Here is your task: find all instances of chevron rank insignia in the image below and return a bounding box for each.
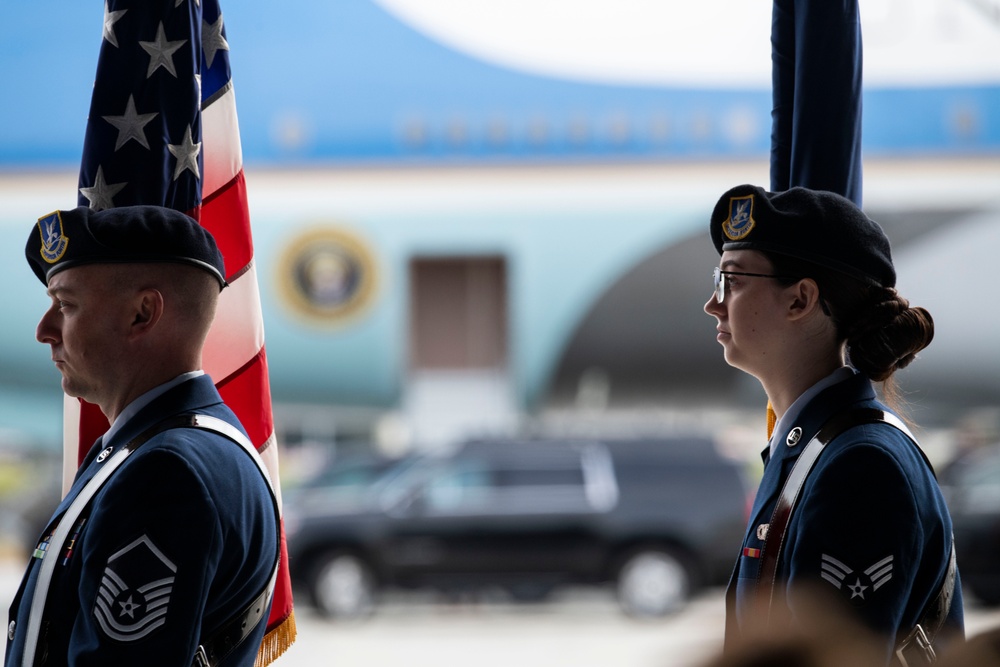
[820,553,894,604]
[93,535,177,642]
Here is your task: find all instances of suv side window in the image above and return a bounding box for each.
[423,463,493,511]
[419,450,598,516]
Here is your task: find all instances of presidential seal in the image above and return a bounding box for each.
[722,194,756,241]
[37,211,70,264]
[278,226,377,324]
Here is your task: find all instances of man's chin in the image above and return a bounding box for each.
[60,380,85,401]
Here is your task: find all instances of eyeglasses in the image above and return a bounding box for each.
[713,267,795,303]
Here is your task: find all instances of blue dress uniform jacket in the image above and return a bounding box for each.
[727,372,963,663]
[5,375,277,667]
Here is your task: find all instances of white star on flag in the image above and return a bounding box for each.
[168,125,202,181]
[79,166,127,211]
[139,21,187,78]
[202,15,229,68]
[102,2,127,47]
[102,95,159,151]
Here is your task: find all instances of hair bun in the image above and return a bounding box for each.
[848,294,934,381]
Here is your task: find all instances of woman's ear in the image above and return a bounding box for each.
[787,278,824,321]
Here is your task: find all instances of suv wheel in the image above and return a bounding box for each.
[310,551,376,619]
[616,548,691,618]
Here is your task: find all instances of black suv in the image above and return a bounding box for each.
[284,435,749,619]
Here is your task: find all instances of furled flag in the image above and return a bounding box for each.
[770,0,864,206]
[70,0,295,662]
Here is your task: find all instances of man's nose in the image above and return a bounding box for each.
[36,307,60,344]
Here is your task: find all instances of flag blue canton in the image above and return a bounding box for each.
[78,0,232,216]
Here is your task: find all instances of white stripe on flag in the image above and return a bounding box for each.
[203,262,266,383]
[258,433,283,511]
[202,84,243,196]
[61,396,83,495]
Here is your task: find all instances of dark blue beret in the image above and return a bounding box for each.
[710,184,895,288]
[26,205,227,288]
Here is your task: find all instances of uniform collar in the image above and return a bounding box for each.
[103,371,206,445]
[765,369,876,468]
[768,367,856,458]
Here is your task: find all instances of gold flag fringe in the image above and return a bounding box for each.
[255,611,297,667]
[766,401,777,441]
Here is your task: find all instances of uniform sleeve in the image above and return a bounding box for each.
[783,438,921,646]
[69,448,222,667]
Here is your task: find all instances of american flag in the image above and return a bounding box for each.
[71,0,295,662]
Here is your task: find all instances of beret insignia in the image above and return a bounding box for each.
[722,195,755,241]
[37,212,70,265]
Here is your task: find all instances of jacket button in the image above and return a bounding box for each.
[7,620,14,641]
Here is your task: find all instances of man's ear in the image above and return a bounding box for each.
[787,278,824,321]
[129,288,164,338]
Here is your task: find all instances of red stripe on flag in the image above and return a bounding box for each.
[270,520,294,630]
[76,400,111,467]
[200,171,254,280]
[215,347,275,450]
